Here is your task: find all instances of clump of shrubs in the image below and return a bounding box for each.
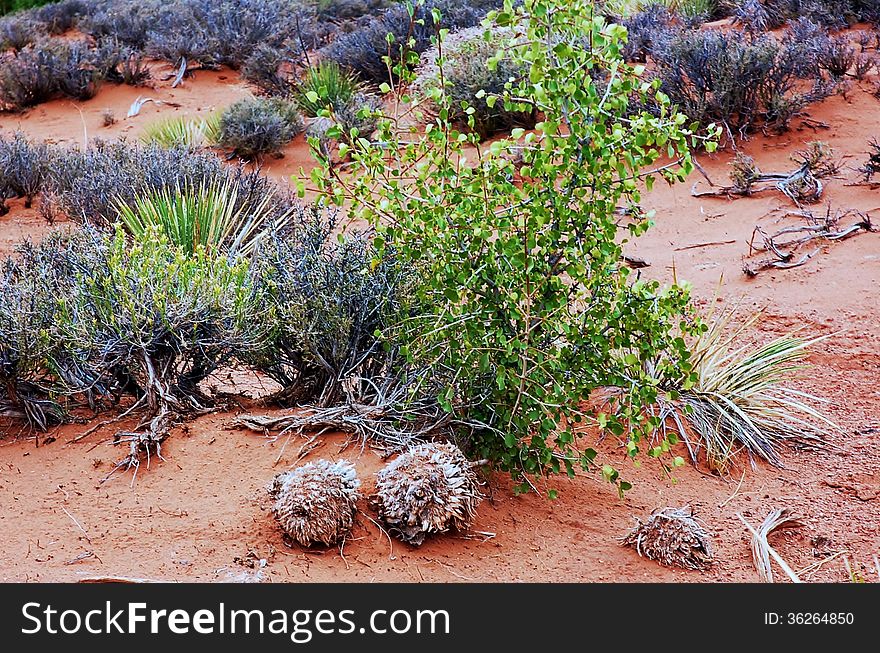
[0,132,47,216]
[650,26,835,138]
[11,137,295,227]
[733,0,874,29]
[0,16,41,50]
[0,137,412,439]
[0,234,77,430]
[816,33,857,79]
[619,4,677,63]
[415,25,536,139]
[0,224,269,434]
[321,0,501,83]
[241,42,296,96]
[216,97,304,159]
[0,38,148,111]
[60,226,268,420]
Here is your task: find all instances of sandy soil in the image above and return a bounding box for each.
[1,67,879,583]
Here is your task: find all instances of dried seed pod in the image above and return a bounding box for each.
[374,442,482,546]
[270,459,360,547]
[621,506,713,570]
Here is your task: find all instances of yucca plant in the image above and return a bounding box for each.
[140,114,220,149]
[646,312,836,472]
[291,61,366,118]
[114,180,293,257]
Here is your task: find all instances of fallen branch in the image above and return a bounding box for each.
[235,400,449,454]
[743,207,875,276]
[77,576,165,583]
[674,239,737,252]
[692,145,840,205]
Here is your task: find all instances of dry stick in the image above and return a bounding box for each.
[843,555,856,581]
[364,514,395,561]
[718,469,747,509]
[64,552,96,566]
[61,506,91,544]
[797,550,847,581]
[675,239,737,252]
[171,57,187,88]
[737,511,802,583]
[78,576,165,584]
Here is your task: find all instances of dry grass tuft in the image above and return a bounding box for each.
[373,442,483,546]
[622,506,713,570]
[270,459,360,547]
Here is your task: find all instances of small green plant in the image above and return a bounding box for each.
[292,61,367,118]
[140,113,220,149]
[114,179,294,256]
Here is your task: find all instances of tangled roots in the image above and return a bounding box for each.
[373,442,482,546]
[270,459,360,547]
[621,506,713,570]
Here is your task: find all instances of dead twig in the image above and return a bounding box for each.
[674,239,737,252]
[743,207,874,276]
[77,576,165,583]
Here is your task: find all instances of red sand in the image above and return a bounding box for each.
[1,69,878,583]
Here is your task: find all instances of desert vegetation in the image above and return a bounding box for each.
[0,0,877,582]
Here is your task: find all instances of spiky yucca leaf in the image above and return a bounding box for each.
[115,179,292,257]
[657,312,835,471]
[292,61,366,118]
[140,114,220,149]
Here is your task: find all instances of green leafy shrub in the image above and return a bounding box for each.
[415,25,536,139]
[310,0,720,491]
[217,97,304,159]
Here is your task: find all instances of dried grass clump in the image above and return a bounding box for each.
[270,459,361,547]
[373,442,482,546]
[622,506,713,570]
